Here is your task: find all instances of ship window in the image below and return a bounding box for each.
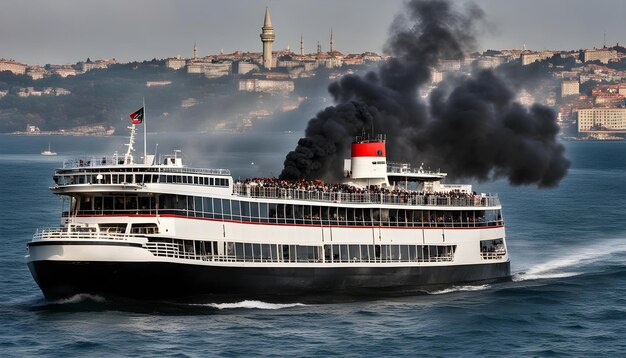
[125,196,137,211]
[194,197,203,216]
[390,245,400,261]
[114,196,125,210]
[321,206,329,223]
[268,203,277,222]
[261,244,272,261]
[79,196,92,211]
[235,243,244,259]
[281,245,289,262]
[400,245,410,261]
[364,209,372,223]
[94,196,102,211]
[99,223,127,233]
[409,245,417,261]
[252,244,261,261]
[397,210,407,226]
[213,198,223,219]
[276,204,286,223]
[370,245,377,261]
[328,207,337,225]
[231,200,241,220]
[290,245,297,262]
[294,205,304,224]
[381,245,389,261]
[210,177,214,186]
[324,245,332,262]
[349,245,360,262]
[332,245,340,262]
[203,197,213,218]
[429,246,438,260]
[337,207,346,224]
[340,244,349,262]
[258,203,267,223]
[285,204,294,224]
[360,245,369,261]
[311,206,321,222]
[222,199,231,220]
[241,201,254,222]
[297,246,317,262]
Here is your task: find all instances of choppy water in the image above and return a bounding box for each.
[1,133,625,356]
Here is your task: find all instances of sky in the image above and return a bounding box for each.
[2,0,626,66]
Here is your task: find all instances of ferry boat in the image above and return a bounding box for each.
[26,126,510,301]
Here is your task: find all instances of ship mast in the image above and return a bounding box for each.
[124,124,137,164]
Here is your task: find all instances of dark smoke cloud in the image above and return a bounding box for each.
[280,0,570,187]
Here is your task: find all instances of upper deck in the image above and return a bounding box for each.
[232,180,500,208]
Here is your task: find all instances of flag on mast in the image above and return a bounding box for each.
[129,107,144,124]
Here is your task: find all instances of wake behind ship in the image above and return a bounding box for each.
[26,127,510,301]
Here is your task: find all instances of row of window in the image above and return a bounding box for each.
[76,194,503,227]
[55,173,230,187]
[147,238,457,263]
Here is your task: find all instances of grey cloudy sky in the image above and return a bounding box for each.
[2,0,626,65]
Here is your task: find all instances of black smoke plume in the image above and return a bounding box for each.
[280,0,570,187]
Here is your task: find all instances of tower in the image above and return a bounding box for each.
[330,28,334,53]
[300,34,304,56]
[260,7,275,69]
[193,41,197,60]
[317,41,322,54]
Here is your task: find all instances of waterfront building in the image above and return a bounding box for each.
[577,108,626,133]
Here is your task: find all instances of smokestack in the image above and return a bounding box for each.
[280,0,569,187]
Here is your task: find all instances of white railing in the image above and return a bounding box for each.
[61,157,230,176]
[233,184,500,207]
[32,228,139,242]
[480,249,507,260]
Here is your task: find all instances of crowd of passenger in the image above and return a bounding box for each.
[234,177,480,200]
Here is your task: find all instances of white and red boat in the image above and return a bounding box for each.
[26,126,510,301]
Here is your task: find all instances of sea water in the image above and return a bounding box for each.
[0,133,625,356]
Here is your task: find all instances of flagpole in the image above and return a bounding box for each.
[143,97,147,163]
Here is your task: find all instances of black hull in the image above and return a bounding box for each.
[28,260,511,302]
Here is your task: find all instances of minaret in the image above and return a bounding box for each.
[193,41,197,60]
[300,34,304,56]
[330,28,334,53]
[317,41,322,54]
[260,6,275,69]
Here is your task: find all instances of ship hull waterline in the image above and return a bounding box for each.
[27,259,511,302]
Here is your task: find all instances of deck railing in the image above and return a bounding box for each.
[480,249,507,260]
[233,184,500,207]
[32,228,140,242]
[61,157,230,176]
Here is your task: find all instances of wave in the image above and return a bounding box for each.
[513,238,626,282]
[428,284,491,295]
[194,300,306,310]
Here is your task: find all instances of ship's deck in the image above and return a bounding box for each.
[233,178,499,207]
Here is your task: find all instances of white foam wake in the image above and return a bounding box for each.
[429,284,491,295]
[198,300,306,310]
[49,293,106,305]
[513,238,626,282]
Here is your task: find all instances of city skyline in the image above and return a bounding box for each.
[2,0,626,66]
